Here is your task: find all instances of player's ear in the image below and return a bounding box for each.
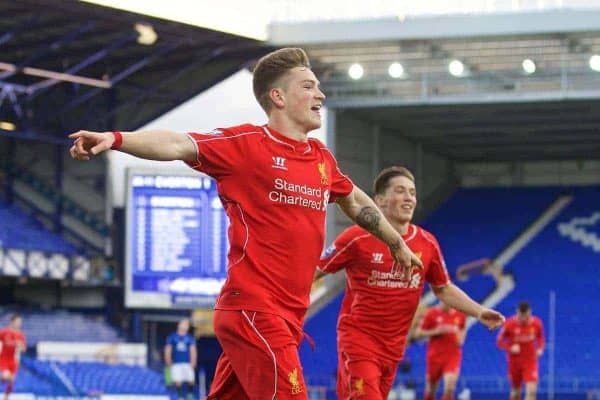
[374,194,386,208]
[269,87,285,109]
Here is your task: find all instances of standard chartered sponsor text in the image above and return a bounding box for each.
[269,178,327,211]
[368,269,412,288]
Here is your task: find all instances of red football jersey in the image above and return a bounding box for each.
[497,315,545,362]
[318,224,450,362]
[186,124,353,329]
[0,328,26,360]
[420,306,465,361]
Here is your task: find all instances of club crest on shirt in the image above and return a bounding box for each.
[318,162,328,185]
[288,368,303,395]
[354,378,364,395]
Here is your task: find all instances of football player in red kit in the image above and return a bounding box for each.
[0,314,26,400]
[69,48,422,400]
[318,166,505,400]
[416,303,466,400]
[497,301,545,400]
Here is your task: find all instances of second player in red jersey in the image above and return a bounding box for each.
[415,304,466,400]
[0,314,26,400]
[318,166,505,400]
[497,301,545,400]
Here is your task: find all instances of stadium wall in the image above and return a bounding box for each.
[332,111,458,235]
[457,160,600,186]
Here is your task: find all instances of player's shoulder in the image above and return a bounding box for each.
[308,136,326,148]
[416,226,437,242]
[506,316,519,326]
[531,316,543,325]
[310,138,336,158]
[193,124,263,140]
[424,306,439,316]
[335,225,370,243]
[222,123,263,135]
[412,225,441,250]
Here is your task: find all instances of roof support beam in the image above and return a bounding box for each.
[0,21,96,80]
[59,42,182,115]
[27,32,136,97]
[0,62,112,89]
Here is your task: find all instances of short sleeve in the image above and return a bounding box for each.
[165,334,174,347]
[185,127,259,179]
[318,227,366,274]
[320,145,353,202]
[424,233,451,287]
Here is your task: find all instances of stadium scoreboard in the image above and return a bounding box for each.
[125,170,228,308]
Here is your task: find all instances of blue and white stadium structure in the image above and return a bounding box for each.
[1,1,600,399]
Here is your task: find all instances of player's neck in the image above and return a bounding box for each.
[267,114,310,143]
[387,218,410,235]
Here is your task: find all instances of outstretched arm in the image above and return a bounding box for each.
[336,186,422,272]
[433,283,505,330]
[69,129,196,161]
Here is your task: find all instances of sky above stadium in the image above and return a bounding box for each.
[83,0,600,40]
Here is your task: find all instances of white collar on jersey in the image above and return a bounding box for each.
[262,126,312,155]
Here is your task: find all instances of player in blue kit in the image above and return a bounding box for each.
[165,319,197,400]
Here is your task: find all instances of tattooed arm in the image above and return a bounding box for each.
[336,186,423,271]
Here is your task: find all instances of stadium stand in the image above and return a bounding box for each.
[0,199,78,254]
[0,308,122,345]
[14,356,168,397]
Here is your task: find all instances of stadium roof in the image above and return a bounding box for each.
[271,10,600,162]
[0,0,270,144]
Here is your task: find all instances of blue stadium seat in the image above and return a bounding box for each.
[0,199,78,254]
[0,309,123,345]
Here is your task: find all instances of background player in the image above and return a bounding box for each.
[69,48,421,400]
[497,301,545,400]
[415,303,466,400]
[165,319,197,400]
[0,314,26,400]
[317,166,504,400]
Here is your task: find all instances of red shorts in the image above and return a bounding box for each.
[207,310,308,400]
[508,361,538,388]
[426,353,462,383]
[337,351,398,400]
[0,358,18,375]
